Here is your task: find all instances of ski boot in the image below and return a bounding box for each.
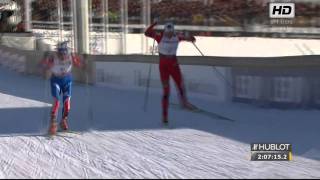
[48,115,58,135]
[162,116,169,125]
[182,101,198,111]
[60,116,69,131]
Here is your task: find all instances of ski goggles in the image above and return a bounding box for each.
[164,23,174,33]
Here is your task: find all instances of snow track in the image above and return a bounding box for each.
[0,130,319,178]
[0,67,319,178]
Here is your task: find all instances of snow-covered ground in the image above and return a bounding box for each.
[0,67,319,178]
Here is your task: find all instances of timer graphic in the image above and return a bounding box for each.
[251,143,292,161]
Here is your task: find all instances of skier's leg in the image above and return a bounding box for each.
[51,98,60,119]
[170,61,196,110]
[61,79,72,130]
[50,80,61,116]
[159,60,170,123]
[169,62,186,102]
[60,96,70,131]
[62,97,71,119]
[49,78,61,134]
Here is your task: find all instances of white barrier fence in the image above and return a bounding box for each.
[0,48,26,74]
[1,34,320,108]
[95,62,231,102]
[31,30,320,56]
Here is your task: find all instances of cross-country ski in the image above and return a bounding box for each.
[170,103,235,122]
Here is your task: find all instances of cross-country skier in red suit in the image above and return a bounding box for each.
[145,21,197,124]
[41,41,85,135]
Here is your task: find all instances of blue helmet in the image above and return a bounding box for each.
[164,22,174,33]
[57,41,69,55]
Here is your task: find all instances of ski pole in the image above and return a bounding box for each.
[143,39,156,112]
[84,54,94,127]
[41,52,51,134]
[42,74,49,134]
[192,42,234,90]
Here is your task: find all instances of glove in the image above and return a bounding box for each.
[153,17,159,24]
[45,70,52,80]
[190,36,196,43]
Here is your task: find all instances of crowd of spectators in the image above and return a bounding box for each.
[0,0,25,32]
[150,0,320,27]
[24,0,320,27]
[31,0,58,21]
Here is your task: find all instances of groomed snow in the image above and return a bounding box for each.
[0,67,319,178]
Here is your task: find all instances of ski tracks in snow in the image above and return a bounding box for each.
[0,129,320,178]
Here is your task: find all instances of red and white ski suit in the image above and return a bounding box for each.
[145,22,195,119]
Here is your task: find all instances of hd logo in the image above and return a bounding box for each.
[269,3,295,18]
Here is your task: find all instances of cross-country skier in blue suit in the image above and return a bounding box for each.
[41,41,85,135]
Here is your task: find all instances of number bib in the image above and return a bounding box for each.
[158,35,179,55]
[51,54,73,76]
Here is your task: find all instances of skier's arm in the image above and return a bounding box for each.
[39,53,53,79]
[71,54,85,68]
[39,53,54,70]
[144,22,157,38]
[178,34,196,43]
[144,22,161,42]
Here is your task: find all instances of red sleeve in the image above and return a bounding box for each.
[40,56,54,69]
[71,54,82,68]
[178,35,186,42]
[144,22,162,43]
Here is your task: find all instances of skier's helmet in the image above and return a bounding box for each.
[56,41,69,55]
[164,22,174,33]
